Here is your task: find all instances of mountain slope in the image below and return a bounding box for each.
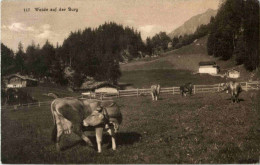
[168,9,217,38]
[120,35,252,82]
[120,36,210,72]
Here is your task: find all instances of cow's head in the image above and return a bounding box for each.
[82,109,105,127]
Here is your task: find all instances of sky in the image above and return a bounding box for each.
[1,0,220,51]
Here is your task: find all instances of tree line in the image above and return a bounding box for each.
[1,22,146,88]
[207,0,259,71]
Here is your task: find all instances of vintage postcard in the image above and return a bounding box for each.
[1,0,260,164]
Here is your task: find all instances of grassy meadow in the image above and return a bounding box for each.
[119,69,224,89]
[2,90,260,163]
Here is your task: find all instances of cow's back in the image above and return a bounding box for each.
[52,97,91,123]
[151,85,160,95]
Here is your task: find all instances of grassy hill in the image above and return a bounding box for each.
[119,35,254,88]
[121,36,234,72]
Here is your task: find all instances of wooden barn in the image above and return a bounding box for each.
[198,61,219,74]
[6,74,38,88]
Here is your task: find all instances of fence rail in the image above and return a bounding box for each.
[2,81,259,111]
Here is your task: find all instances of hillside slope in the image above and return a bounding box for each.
[121,36,212,72]
[168,9,217,38]
[120,35,253,86]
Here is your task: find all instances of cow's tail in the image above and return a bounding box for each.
[51,100,57,143]
[50,100,56,124]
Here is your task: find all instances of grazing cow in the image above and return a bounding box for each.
[180,83,193,96]
[151,84,161,101]
[221,81,242,103]
[51,97,122,153]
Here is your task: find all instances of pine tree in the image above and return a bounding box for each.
[15,42,26,74]
[1,43,15,76]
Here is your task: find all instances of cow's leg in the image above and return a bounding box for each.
[107,128,116,150]
[231,95,235,103]
[53,113,63,151]
[155,95,158,101]
[95,127,103,153]
[73,124,93,147]
[56,128,62,151]
[151,93,154,101]
[235,95,239,103]
[81,134,94,147]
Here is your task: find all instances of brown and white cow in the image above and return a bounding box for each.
[151,84,161,101]
[50,97,122,153]
[220,81,242,103]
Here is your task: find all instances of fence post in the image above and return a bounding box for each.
[38,102,41,107]
[246,82,248,91]
[28,103,30,108]
[218,83,220,92]
[193,85,196,94]
[137,88,139,97]
[173,87,175,95]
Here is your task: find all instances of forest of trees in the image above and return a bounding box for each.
[170,24,210,50]
[207,0,259,71]
[144,23,211,56]
[1,22,145,88]
[145,32,171,55]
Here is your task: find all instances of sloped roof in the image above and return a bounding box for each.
[77,81,118,91]
[6,74,38,81]
[199,61,216,66]
[228,69,240,73]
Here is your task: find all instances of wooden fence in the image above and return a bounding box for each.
[2,81,259,111]
[95,81,260,99]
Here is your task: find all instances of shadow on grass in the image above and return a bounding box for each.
[226,98,245,102]
[61,140,95,151]
[115,132,141,146]
[61,131,141,151]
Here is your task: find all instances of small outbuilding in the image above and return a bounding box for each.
[198,61,219,74]
[95,87,118,94]
[6,74,38,88]
[227,69,240,79]
[80,81,119,99]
